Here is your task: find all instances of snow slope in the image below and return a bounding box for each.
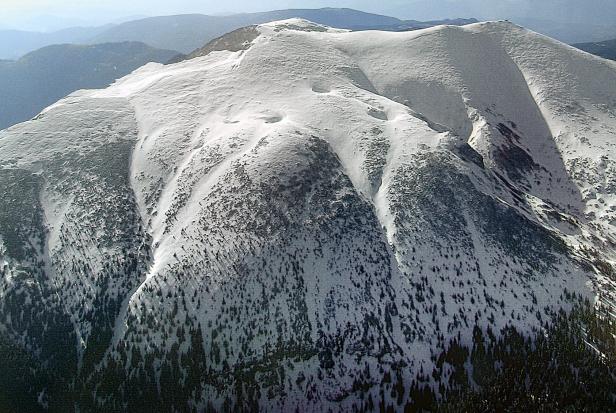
[1,18,616,410]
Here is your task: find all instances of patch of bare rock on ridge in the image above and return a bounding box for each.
[311,83,331,93]
[367,107,388,120]
[169,26,261,63]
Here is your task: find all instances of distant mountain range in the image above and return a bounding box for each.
[0,25,113,60]
[0,42,177,130]
[573,39,616,61]
[513,17,616,45]
[0,8,477,59]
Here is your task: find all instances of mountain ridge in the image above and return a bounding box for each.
[88,9,477,54]
[0,24,113,59]
[0,8,477,59]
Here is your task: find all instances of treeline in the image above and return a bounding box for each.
[434,300,616,412]
[2,300,615,412]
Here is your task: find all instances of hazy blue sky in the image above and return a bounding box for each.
[3,0,616,31]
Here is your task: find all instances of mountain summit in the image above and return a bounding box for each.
[1,19,616,411]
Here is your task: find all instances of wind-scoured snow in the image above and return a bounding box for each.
[1,18,615,410]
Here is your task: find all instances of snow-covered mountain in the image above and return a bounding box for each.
[1,19,616,411]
